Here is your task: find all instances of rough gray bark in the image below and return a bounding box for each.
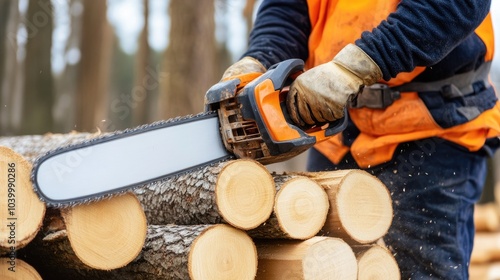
[135,158,275,230]
[0,133,93,163]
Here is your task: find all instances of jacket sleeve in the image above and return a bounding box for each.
[356,0,492,81]
[240,0,311,69]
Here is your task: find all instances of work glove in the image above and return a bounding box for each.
[287,44,382,126]
[221,56,266,80]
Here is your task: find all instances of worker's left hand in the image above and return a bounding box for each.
[287,44,382,126]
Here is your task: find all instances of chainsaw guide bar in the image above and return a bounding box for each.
[31,111,233,207]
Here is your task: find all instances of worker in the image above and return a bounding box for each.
[218,0,500,278]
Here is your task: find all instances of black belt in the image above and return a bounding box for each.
[348,62,491,109]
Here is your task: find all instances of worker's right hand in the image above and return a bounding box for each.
[287,44,382,126]
[221,56,266,81]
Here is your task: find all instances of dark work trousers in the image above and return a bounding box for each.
[307,138,488,279]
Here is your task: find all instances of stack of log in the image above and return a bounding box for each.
[0,132,399,279]
[470,202,500,280]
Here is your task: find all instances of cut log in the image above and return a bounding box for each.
[248,175,329,239]
[255,236,357,280]
[475,203,500,232]
[0,147,46,254]
[135,159,276,230]
[22,223,257,280]
[470,262,500,280]
[471,232,500,264]
[352,244,400,280]
[61,192,147,270]
[0,257,42,280]
[300,169,393,244]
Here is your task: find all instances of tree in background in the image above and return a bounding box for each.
[158,0,219,119]
[21,0,54,135]
[75,0,113,132]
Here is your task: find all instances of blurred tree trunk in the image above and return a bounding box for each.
[243,0,256,38]
[53,0,83,133]
[1,0,22,135]
[76,0,113,132]
[132,0,151,126]
[158,0,218,119]
[0,1,11,122]
[20,0,54,135]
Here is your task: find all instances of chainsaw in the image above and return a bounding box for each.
[31,59,347,207]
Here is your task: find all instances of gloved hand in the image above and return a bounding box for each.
[287,44,382,126]
[221,56,266,80]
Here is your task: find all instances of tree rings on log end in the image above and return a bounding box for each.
[356,245,400,280]
[335,170,393,244]
[216,159,275,230]
[189,224,257,280]
[0,147,46,251]
[275,177,329,239]
[0,257,42,280]
[302,237,358,280]
[63,192,147,270]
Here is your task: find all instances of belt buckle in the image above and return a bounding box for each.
[348,84,400,109]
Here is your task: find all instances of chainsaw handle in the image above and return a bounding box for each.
[237,59,348,158]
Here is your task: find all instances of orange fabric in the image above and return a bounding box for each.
[350,102,500,168]
[306,0,398,69]
[306,0,498,167]
[475,13,495,61]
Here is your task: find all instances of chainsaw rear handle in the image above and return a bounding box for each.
[235,59,348,157]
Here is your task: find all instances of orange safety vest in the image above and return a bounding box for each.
[306,0,500,168]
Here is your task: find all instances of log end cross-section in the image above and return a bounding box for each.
[0,147,46,253]
[62,192,147,270]
[216,159,275,230]
[189,224,257,280]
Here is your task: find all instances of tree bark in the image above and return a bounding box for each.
[255,236,358,280]
[0,0,21,135]
[132,0,152,126]
[21,0,54,135]
[135,158,276,230]
[299,169,393,244]
[352,244,400,280]
[76,0,113,132]
[0,147,45,255]
[159,0,218,119]
[248,175,329,240]
[0,133,94,163]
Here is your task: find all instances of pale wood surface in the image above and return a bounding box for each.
[0,257,42,280]
[248,175,329,239]
[0,147,45,254]
[255,236,358,280]
[61,192,147,270]
[300,169,393,244]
